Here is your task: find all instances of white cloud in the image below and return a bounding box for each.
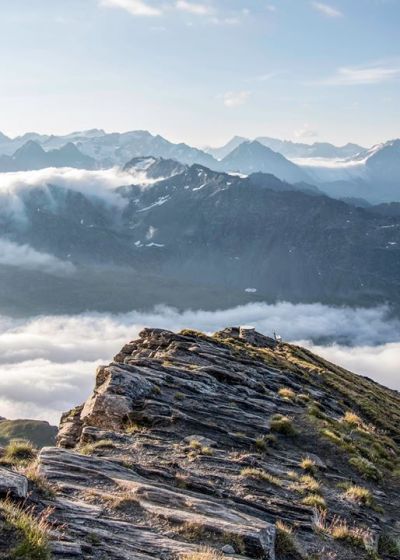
[312,2,343,18]
[322,63,400,85]
[210,16,241,25]
[305,342,400,393]
[294,124,319,139]
[255,72,277,82]
[0,239,75,276]
[223,91,251,108]
[175,0,213,16]
[0,167,150,224]
[100,0,162,16]
[0,302,399,424]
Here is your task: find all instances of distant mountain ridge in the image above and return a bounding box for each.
[1,129,399,203]
[219,140,311,183]
[207,135,365,159]
[0,140,96,171]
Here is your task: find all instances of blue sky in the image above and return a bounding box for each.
[0,0,399,147]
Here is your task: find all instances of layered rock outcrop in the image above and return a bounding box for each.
[2,327,400,559]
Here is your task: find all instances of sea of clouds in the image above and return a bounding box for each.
[0,302,399,425]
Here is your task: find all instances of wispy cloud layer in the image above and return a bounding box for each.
[223,91,251,108]
[312,2,343,18]
[0,302,399,424]
[99,0,250,24]
[100,0,215,18]
[0,167,140,224]
[0,239,75,276]
[100,0,162,16]
[306,342,400,393]
[322,63,400,85]
[175,0,213,16]
[294,123,319,139]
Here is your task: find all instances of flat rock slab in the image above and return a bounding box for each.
[50,541,83,557]
[39,447,276,559]
[0,467,28,498]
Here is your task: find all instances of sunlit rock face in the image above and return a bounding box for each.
[10,326,395,559]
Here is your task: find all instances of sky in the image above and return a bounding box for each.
[0,0,399,147]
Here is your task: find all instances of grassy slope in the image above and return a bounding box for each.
[0,420,57,448]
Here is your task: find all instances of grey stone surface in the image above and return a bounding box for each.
[0,467,28,498]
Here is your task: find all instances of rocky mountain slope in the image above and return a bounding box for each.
[1,157,400,316]
[218,141,310,184]
[1,327,399,559]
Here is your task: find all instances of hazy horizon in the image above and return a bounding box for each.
[1,0,399,147]
[0,125,383,151]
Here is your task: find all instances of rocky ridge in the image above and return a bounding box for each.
[1,327,400,559]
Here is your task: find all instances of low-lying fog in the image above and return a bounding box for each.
[0,302,399,425]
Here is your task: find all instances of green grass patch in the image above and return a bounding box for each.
[0,498,51,560]
[270,415,296,436]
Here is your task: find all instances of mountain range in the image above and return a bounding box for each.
[206,136,366,160]
[0,129,399,203]
[1,156,399,317]
[0,140,96,172]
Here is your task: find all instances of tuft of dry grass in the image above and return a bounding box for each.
[278,387,296,400]
[84,489,142,513]
[341,411,364,428]
[300,456,317,473]
[187,440,214,459]
[302,494,326,509]
[1,439,37,466]
[0,497,52,559]
[254,434,277,451]
[342,485,373,507]
[79,439,116,455]
[240,467,282,486]
[270,414,296,436]
[179,547,224,560]
[290,474,321,494]
[21,462,56,499]
[275,520,300,556]
[313,509,374,549]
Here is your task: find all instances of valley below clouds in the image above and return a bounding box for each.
[0,302,399,425]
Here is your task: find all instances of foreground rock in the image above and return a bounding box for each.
[0,467,28,498]
[4,327,400,559]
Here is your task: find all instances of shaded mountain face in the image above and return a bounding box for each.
[1,327,398,559]
[1,157,400,315]
[0,141,96,171]
[364,139,400,182]
[308,140,400,204]
[219,141,310,183]
[0,419,57,448]
[255,138,365,159]
[206,135,248,160]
